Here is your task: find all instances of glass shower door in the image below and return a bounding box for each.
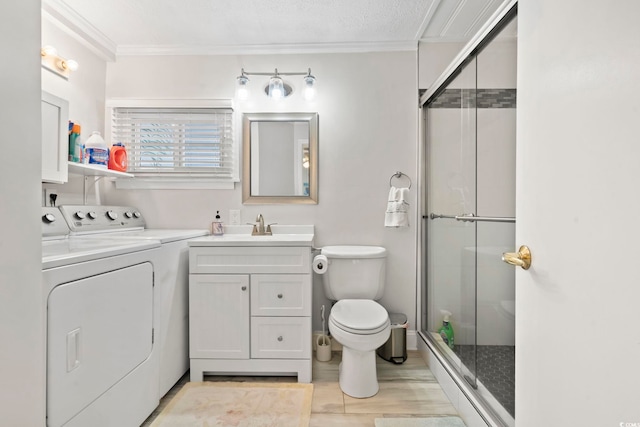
[425,56,479,385]
[473,17,517,417]
[422,11,517,424]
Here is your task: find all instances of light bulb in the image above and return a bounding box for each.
[65,59,79,71]
[41,45,57,57]
[303,86,316,101]
[268,76,285,100]
[236,73,249,100]
[303,74,316,101]
[237,86,249,100]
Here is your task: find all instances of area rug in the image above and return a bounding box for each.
[150,382,313,427]
[375,416,467,427]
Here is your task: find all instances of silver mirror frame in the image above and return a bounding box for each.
[242,112,318,204]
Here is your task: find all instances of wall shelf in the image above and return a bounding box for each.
[68,162,133,178]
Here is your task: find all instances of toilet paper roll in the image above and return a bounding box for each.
[312,254,328,274]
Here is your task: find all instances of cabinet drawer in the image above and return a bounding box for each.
[251,317,311,359]
[251,275,311,316]
[190,246,310,274]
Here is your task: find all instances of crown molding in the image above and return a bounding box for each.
[414,0,442,41]
[116,40,418,56]
[42,0,116,62]
[41,0,417,59]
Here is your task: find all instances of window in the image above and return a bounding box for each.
[108,100,236,189]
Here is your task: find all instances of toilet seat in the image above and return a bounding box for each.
[330,299,389,334]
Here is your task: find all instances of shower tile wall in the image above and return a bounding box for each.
[429,89,516,109]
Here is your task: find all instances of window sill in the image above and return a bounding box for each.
[114,178,235,190]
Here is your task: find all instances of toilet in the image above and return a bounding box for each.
[319,245,391,398]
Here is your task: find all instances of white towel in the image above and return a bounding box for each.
[385,186,409,227]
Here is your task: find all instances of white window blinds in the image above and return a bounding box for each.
[111,107,234,179]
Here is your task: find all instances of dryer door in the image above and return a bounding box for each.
[47,262,153,427]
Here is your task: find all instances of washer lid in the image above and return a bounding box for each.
[321,245,386,259]
[331,299,389,331]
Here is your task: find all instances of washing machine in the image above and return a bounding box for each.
[42,207,161,427]
[58,205,209,399]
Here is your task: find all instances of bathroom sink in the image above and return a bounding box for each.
[188,225,314,247]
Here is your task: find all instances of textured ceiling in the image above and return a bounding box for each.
[43,0,507,57]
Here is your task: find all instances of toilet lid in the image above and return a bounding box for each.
[330,300,389,333]
[321,246,386,259]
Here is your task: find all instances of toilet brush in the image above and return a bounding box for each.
[321,305,326,345]
[316,305,332,361]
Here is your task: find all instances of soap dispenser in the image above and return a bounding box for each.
[212,211,224,236]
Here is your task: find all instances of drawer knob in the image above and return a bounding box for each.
[277,336,283,342]
[241,286,247,291]
[277,293,283,299]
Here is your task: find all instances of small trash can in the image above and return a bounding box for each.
[377,313,408,364]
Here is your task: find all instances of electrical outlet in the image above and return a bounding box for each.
[47,189,58,207]
[229,209,241,225]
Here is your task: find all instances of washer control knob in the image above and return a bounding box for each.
[124,211,133,219]
[133,211,142,219]
[88,211,97,220]
[43,213,56,223]
[74,211,86,220]
[106,210,118,221]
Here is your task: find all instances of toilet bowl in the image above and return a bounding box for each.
[316,246,390,398]
[328,299,391,398]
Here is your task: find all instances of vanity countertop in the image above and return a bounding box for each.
[188,225,314,247]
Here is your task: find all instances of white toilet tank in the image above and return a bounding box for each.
[320,246,386,300]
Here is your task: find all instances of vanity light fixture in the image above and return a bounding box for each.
[236,68,316,100]
[41,45,79,79]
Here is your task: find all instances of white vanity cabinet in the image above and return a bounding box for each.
[188,235,313,383]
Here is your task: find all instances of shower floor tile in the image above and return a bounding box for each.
[454,344,515,417]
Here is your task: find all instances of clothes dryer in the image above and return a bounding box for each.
[59,205,209,398]
[42,208,161,427]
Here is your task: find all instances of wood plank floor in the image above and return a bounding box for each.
[142,350,458,426]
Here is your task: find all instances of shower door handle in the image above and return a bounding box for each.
[502,245,532,270]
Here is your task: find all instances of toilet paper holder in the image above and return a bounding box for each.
[312,254,328,274]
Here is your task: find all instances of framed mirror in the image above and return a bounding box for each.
[242,112,318,204]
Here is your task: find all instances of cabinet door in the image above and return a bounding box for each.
[42,91,68,184]
[189,274,249,359]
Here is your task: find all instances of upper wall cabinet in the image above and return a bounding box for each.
[42,91,69,184]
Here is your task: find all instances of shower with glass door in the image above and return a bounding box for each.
[420,8,517,426]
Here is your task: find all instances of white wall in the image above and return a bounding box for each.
[103,51,419,331]
[0,1,45,425]
[418,42,465,90]
[41,17,108,205]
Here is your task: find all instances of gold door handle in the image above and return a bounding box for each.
[502,245,532,270]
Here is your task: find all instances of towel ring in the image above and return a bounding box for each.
[389,171,412,189]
